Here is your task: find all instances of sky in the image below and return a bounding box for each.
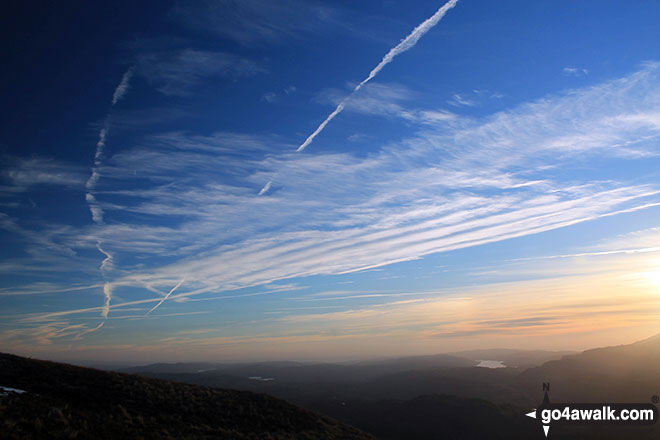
[1,0,660,364]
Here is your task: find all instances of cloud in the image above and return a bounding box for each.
[85,194,103,223]
[0,282,102,297]
[563,66,589,77]
[118,66,660,291]
[316,82,417,120]
[271,263,660,350]
[261,92,277,103]
[111,67,134,105]
[136,49,264,96]
[25,64,649,302]
[170,0,339,45]
[76,321,105,339]
[1,157,84,190]
[296,0,460,151]
[317,82,462,127]
[78,67,140,339]
[93,127,107,163]
[261,86,297,104]
[447,93,475,107]
[5,63,660,342]
[96,242,113,272]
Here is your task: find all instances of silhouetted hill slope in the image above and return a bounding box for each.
[517,332,660,405]
[0,353,373,440]
[306,394,539,440]
[308,392,660,440]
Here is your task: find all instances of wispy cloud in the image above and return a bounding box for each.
[4,63,660,351]
[0,282,102,297]
[1,156,84,191]
[447,93,475,107]
[58,63,660,306]
[261,85,297,104]
[318,82,465,126]
[563,66,589,77]
[170,0,339,45]
[316,82,417,120]
[136,49,264,96]
[261,92,277,103]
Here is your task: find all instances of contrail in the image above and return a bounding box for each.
[112,67,134,105]
[76,321,104,339]
[96,242,113,272]
[80,67,134,337]
[258,180,272,195]
[101,283,113,319]
[145,278,186,316]
[296,0,459,152]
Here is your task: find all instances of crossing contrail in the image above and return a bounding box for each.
[296,0,459,152]
[145,278,186,316]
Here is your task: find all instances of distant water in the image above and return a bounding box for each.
[248,376,274,381]
[476,360,506,369]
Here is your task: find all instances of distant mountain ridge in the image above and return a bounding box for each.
[120,349,567,384]
[121,334,660,439]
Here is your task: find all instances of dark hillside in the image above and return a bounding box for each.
[307,394,539,440]
[0,353,373,440]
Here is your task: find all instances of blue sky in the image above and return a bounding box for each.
[2,0,660,363]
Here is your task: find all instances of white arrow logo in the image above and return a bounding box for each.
[526,409,550,437]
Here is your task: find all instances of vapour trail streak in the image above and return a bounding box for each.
[112,67,134,105]
[79,67,134,337]
[145,278,186,316]
[296,0,459,152]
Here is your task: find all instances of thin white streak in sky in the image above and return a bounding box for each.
[75,321,104,339]
[296,0,459,152]
[112,66,134,105]
[81,67,134,335]
[93,127,107,163]
[508,246,660,263]
[145,278,186,316]
[258,180,272,195]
